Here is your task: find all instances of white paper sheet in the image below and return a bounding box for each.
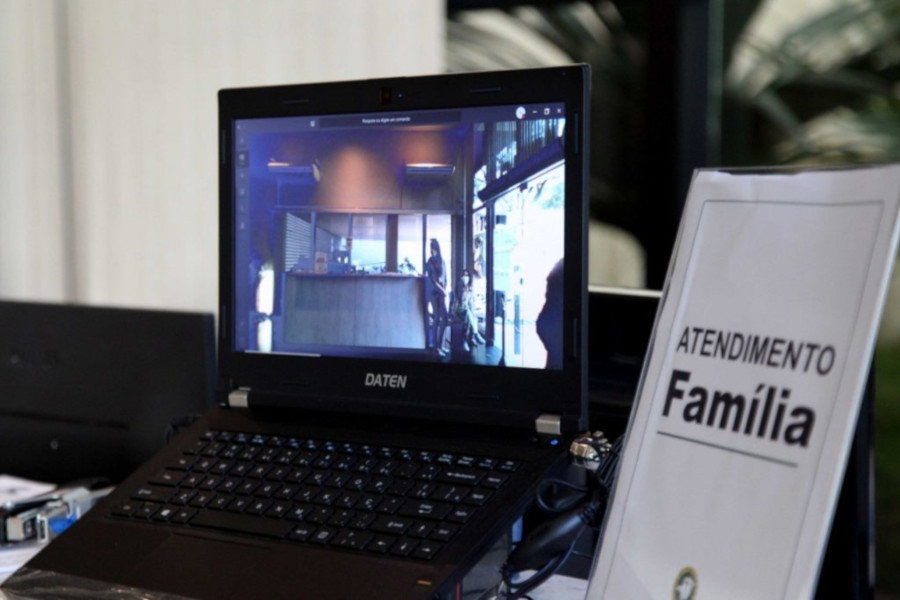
[0,475,54,505]
[587,165,900,599]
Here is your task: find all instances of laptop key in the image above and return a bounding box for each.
[394,462,419,479]
[386,479,413,496]
[481,473,508,489]
[346,475,369,491]
[189,492,215,508]
[408,522,434,539]
[219,444,243,460]
[475,458,496,470]
[134,503,161,520]
[217,477,241,494]
[211,460,234,475]
[328,509,355,527]
[275,484,299,501]
[333,530,373,550]
[397,500,452,521]
[198,476,222,491]
[306,507,334,524]
[267,466,290,481]
[325,473,351,489]
[288,524,316,542]
[181,473,204,489]
[249,464,271,479]
[110,501,137,517]
[266,501,292,518]
[310,527,337,545]
[153,506,177,522]
[437,468,483,486]
[335,492,359,509]
[287,505,310,521]
[359,494,381,511]
[456,456,477,468]
[409,482,436,500]
[464,490,491,506]
[390,538,418,557]
[245,499,272,516]
[285,468,310,483]
[415,464,441,481]
[435,453,455,466]
[184,440,208,455]
[169,456,197,471]
[314,490,339,506]
[171,508,196,524]
[433,485,465,504]
[430,523,459,542]
[411,540,442,560]
[333,456,356,472]
[255,482,280,498]
[227,497,251,513]
[371,515,412,535]
[369,535,395,553]
[447,506,474,524]
[349,512,376,531]
[190,510,292,539]
[236,480,259,495]
[194,457,216,472]
[295,487,320,504]
[274,450,297,465]
[131,486,173,503]
[209,494,232,510]
[201,442,225,457]
[376,497,403,514]
[365,477,389,494]
[355,457,378,473]
[497,460,520,473]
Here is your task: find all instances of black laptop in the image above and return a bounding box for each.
[11,65,589,599]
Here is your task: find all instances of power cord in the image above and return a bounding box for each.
[501,432,623,599]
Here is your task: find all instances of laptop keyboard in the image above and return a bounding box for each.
[109,430,519,561]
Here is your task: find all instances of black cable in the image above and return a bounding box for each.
[501,434,624,599]
[535,478,591,513]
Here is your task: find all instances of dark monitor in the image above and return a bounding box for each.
[587,286,659,438]
[0,301,216,484]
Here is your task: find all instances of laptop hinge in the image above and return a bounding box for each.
[228,387,250,408]
[535,414,562,436]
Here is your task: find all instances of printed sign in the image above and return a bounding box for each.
[588,165,900,599]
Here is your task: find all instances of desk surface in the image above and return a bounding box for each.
[532,574,588,598]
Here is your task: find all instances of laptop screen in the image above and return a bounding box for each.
[232,102,568,371]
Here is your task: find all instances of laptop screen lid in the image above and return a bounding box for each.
[218,66,589,433]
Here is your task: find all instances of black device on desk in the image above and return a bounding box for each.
[0,302,216,484]
[7,65,590,600]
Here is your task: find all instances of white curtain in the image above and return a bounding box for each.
[0,0,444,312]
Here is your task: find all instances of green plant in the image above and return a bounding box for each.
[726,0,900,163]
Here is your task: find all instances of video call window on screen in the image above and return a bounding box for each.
[233,104,567,370]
